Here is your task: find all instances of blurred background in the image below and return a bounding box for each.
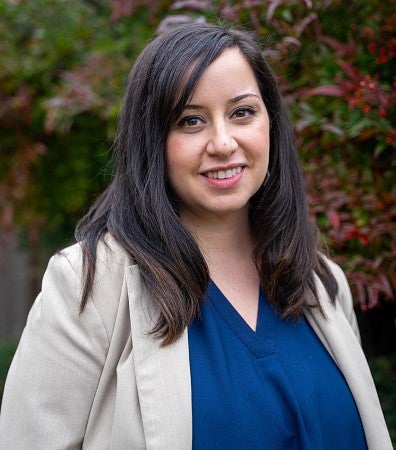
[0,0,395,440]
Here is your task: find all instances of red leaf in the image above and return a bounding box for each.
[299,85,343,98]
[337,60,362,82]
[327,209,341,229]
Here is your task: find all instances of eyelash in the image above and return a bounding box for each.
[177,116,204,127]
[232,106,256,118]
[177,106,256,128]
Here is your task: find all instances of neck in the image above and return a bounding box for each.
[180,209,254,268]
[181,209,260,323]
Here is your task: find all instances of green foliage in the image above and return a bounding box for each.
[159,0,396,309]
[0,340,18,403]
[280,1,396,309]
[0,0,161,258]
[368,353,396,446]
[0,0,395,307]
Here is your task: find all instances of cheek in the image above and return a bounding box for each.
[166,139,187,192]
[251,132,270,183]
[248,119,270,147]
[166,157,179,191]
[166,134,189,166]
[166,135,179,170]
[251,130,270,163]
[166,133,202,173]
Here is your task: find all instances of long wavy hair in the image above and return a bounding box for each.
[76,23,337,345]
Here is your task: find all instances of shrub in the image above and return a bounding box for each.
[0,0,394,309]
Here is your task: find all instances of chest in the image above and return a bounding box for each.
[187,282,367,450]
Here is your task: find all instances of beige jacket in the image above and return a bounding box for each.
[0,235,392,449]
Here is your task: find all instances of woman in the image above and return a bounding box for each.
[0,23,391,449]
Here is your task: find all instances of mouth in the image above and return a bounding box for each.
[203,166,244,180]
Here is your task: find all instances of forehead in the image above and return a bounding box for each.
[188,48,260,100]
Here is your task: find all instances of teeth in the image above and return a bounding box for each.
[206,166,243,179]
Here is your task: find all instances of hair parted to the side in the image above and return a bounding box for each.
[76,22,337,345]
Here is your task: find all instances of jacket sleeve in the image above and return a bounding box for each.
[0,251,110,450]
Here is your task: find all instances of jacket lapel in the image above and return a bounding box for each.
[126,265,192,449]
[125,262,391,450]
[304,283,392,450]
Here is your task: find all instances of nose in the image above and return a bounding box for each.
[206,122,238,157]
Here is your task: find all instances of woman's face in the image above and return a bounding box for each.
[166,47,270,224]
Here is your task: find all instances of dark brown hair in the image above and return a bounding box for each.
[76,23,337,345]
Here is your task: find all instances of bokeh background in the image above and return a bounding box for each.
[0,0,395,440]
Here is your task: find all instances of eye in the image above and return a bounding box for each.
[177,115,204,128]
[232,107,256,119]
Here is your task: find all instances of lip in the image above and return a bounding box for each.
[201,167,244,189]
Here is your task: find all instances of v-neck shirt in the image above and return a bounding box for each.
[187,280,367,449]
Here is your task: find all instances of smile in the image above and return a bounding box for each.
[205,166,244,179]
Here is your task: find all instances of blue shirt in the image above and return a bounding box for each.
[188,281,367,449]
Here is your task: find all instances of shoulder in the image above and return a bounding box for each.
[53,233,137,340]
[0,234,136,447]
[58,232,133,276]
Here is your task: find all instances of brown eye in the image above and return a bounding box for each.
[177,115,204,127]
[232,107,255,118]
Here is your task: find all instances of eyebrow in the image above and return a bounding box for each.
[184,93,260,110]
